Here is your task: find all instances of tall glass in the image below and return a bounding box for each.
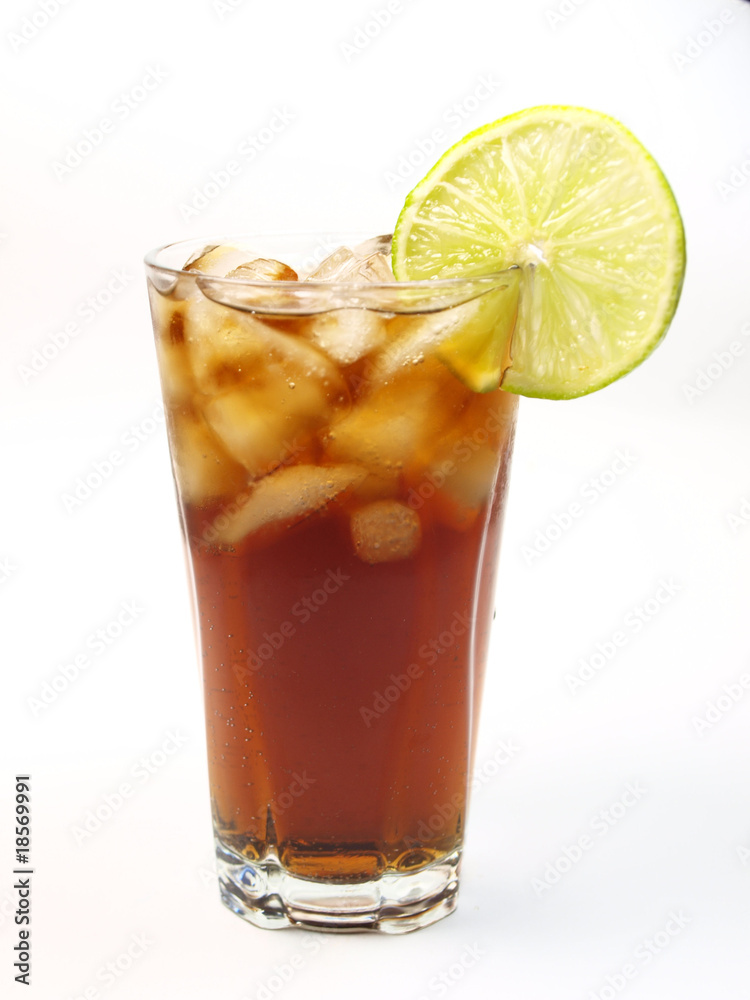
[144,234,519,934]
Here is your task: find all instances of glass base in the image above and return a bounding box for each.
[215,838,461,934]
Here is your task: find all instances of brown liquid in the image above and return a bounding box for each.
[183,419,514,882]
[149,256,518,883]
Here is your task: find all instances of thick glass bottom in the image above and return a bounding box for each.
[215,837,461,934]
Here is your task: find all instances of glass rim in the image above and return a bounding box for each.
[144,232,518,291]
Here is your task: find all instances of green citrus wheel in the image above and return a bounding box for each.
[392,106,686,398]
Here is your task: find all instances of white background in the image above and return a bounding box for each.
[2,0,750,997]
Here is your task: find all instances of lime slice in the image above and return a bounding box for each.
[435,272,520,393]
[392,106,686,398]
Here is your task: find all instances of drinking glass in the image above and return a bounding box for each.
[145,234,519,933]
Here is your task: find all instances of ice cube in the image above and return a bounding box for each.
[148,292,197,404]
[352,234,393,258]
[200,323,348,479]
[351,470,401,503]
[214,464,367,546]
[184,245,260,277]
[183,244,219,268]
[433,448,499,531]
[371,299,482,380]
[184,301,270,393]
[170,410,247,504]
[186,297,341,396]
[304,249,392,362]
[156,337,195,405]
[204,376,332,480]
[306,308,386,364]
[323,359,467,474]
[350,500,421,564]
[306,244,395,285]
[306,247,362,282]
[413,390,514,530]
[356,252,394,284]
[226,259,298,282]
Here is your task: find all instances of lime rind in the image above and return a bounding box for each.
[393,106,686,400]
